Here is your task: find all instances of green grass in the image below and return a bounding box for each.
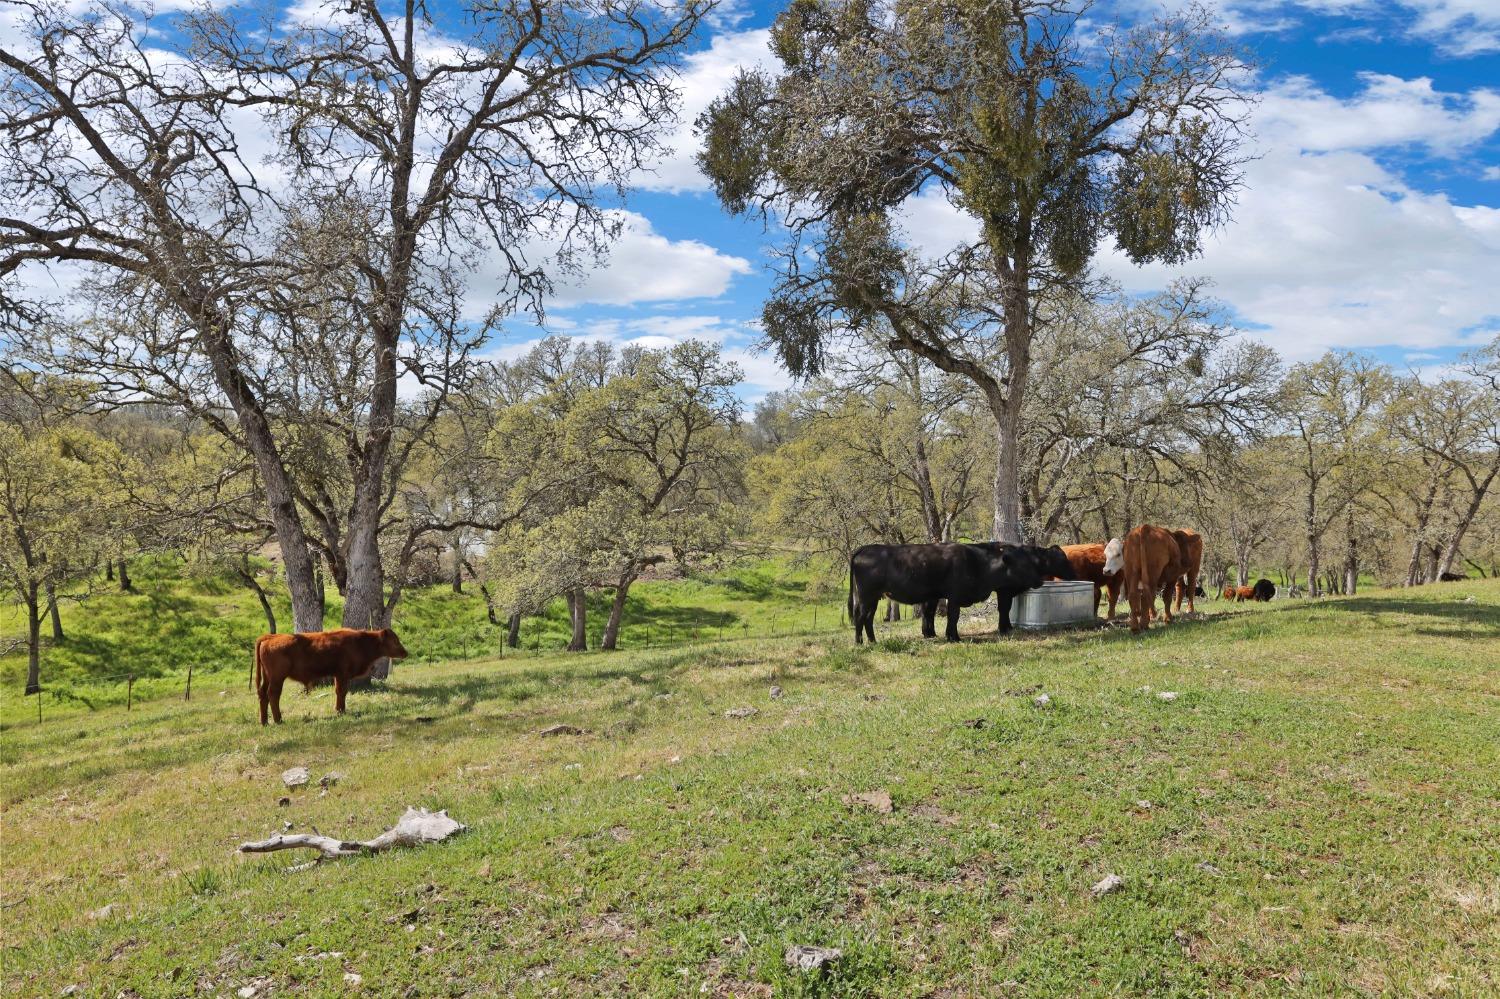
[0,558,847,721]
[3,581,1498,996]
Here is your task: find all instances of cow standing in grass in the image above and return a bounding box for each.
[1172,529,1204,614]
[254,628,410,725]
[848,543,1061,643]
[1122,525,1186,634]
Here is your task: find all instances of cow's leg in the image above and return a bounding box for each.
[997,592,1014,634]
[269,677,285,724]
[334,675,348,714]
[258,678,269,726]
[1091,583,1102,617]
[1159,581,1175,623]
[1106,580,1120,619]
[944,600,962,641]
[921,601,938,638]
[1187,574,1198,613]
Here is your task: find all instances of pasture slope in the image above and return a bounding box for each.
[3,581,1498,997]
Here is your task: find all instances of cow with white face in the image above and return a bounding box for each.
[1102,538,1124,575]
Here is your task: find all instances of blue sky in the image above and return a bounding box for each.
[485,0,1500,400]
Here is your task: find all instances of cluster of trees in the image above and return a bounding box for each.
[4,0,1496,697]
[750,336,1500,598]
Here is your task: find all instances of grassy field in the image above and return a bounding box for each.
[0,558,846,720]
[3,580,1498,996]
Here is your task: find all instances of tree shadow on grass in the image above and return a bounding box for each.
[1277,596,1500,637]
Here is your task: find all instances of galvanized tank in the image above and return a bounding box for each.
[1013,580,1096,629]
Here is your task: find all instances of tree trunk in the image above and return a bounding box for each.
[451,559,463,594]
[1344,518,1358,595]
[1437,467,1498,579]
[238,557,278,635]
[506,612,521,649]
[1305,479,1321,597]
[24,583,41,695]
[45,578,63,642]
[117,559,132,592]
[992,407,1025,543]
[105,561,114,583]
[1405,467,1442,586]
[342,489,389,681]
[601,570,635,651]
[566,588,588,652]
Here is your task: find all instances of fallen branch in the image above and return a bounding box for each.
[238,807,465,870]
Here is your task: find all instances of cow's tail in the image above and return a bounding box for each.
[252,636,263,693]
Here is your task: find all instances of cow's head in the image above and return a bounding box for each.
[379,628,410,660]
[1102,538,1124,575]
[1044,545,1075,580]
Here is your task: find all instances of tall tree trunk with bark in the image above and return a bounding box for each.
[601,568,636,651]
[506,613,521,649]
[24,582,41,695]
[1344,508,1359,595]
[566,588,588,652]
[117,559,132,592]
[1437,465,1499,579]
[45,578,63,642]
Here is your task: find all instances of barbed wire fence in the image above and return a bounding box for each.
[7,598,868,730]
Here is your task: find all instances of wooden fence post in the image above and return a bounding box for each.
[36,690,42,724]
[184,665,193,701]
[127,675,134,711]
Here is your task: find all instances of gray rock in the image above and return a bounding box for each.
[769,685,784,700]
[724,707,758,719]
[1156,691,1179,702]
[784,945,843,972]
[319,771,345,788]
[1033,693,1051,707]
[1090,873,1125,897]
[281,766,310,789]
[539,724,584,737]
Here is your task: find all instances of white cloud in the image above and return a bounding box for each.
[462,210,751,318]
[546,212,752,308]
[1256,73,1500,155]
[636,29,774,194]
[1483,165,1500,181]
[1095,74,1500,359]
[889,73,1500,362]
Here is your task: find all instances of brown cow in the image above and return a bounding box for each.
[1059,540,1125,618]
[1234,585,1254,602]
[254,628,409,725]
[1172,529,1204,614]
[1220,586,1237,601]
[1122,524,1185,634]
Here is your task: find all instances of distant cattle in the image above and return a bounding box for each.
[1438,571,1466,582]
[1059,540,1125,618]
[1251,578,1276,601]
[1234,585,1254,601]
[1172,529,1204,614]
[848,542,1068,643]
[254,628,410,725]
[1122,524,1186,633]
[1221,586,1237,601]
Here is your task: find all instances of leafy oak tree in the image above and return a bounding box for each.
[697,0,1251,541]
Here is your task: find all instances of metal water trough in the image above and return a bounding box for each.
[1013,580,1096,629]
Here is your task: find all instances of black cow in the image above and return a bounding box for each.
[848,542,1069,643]
[1438,571,1466,582]
[1251,578,1276,602]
